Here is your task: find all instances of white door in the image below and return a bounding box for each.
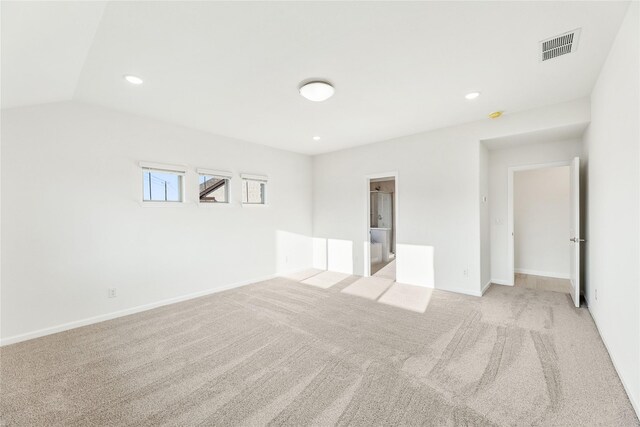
[569,157,582,307]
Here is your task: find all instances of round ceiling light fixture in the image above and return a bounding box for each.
[299,80,334,102]
[488,111,504,119]
[124,74,143,85]
[313,136,321,141]
[465,91,481,100]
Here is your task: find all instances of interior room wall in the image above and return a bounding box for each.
[1,101,313,344]
[488,138,582,284]
[313,130,481,295]
[312,98,590,296]
[513,166,570,278]
[582,1,639,416]
[0,98,591,342]
[479,142,490,291]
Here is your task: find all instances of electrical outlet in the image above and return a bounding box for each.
[108,288,117,298]
[463,269,469,277]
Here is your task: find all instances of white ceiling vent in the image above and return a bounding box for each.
[540,28,581,61]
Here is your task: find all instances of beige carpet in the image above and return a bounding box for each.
[341,276,394,300]
[301,270,350,289]
[1,277,638,426]
[378,282,433,313]
[515,273,573,294]
[285,268,324,282]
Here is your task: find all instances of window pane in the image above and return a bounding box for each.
[242,179,265,204]
[199,175,228,203]
[143,171,182,202]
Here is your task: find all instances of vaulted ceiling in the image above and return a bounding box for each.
[1,1,630,154]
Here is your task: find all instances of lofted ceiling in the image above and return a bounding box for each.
[1,1,107,108]
[1,1,630,155]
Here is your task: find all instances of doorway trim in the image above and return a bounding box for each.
[507,160,571,286]
[364,171,398,277]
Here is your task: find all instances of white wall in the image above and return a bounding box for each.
[1,101,313,344]
[488,139,582,284]
[479,142,490,291]
[313,129,481,295]
[514,166,570,278]
[583,2,639,416]
[312,99,590,296]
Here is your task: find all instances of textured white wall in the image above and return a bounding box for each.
[488,139,582,284]
[583,2,639,416]
[1,102,313,343]
[514,166,570,278]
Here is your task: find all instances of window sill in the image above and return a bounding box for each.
[139,201,186,208]
[198,201,233,207]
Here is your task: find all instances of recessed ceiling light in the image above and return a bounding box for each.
[465,91,481,100]
[313,136,321,141]
[124,75,143,85]
[299,81,334,102]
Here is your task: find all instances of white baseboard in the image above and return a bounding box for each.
[0,274,277,347]
[514,268,570,279]
[436,286,482,297]
[481,281,493,295]
[490,278,512,286]
[589,309,640,419]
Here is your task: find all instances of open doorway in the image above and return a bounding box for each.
[507,158,582,306]
[367,175,396,280]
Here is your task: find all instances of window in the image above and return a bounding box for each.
[241,174,267,205]
[140,162,185,203]
[198,169,231,203]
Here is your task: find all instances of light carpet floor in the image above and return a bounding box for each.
[515,273,573,294]
[301,270,350,289]
[378,282,434,313]
[341,276,394,300]
[372,259,396,279]
[285,268,324,282]
[1,277,638,426]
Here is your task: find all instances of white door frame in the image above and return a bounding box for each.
[507,160,571,285]
[364,171,398,277]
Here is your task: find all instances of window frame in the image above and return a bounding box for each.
[241,174,268,206]
[139,161,186,206]
[197,168,233,206]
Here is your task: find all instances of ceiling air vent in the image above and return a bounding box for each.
[540,28,581,61]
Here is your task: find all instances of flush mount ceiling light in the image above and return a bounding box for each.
[124,75,143,85]
[488,111,503,119]
[299,81,334,102]
[465,91,481,100]
[313,136,321,141]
